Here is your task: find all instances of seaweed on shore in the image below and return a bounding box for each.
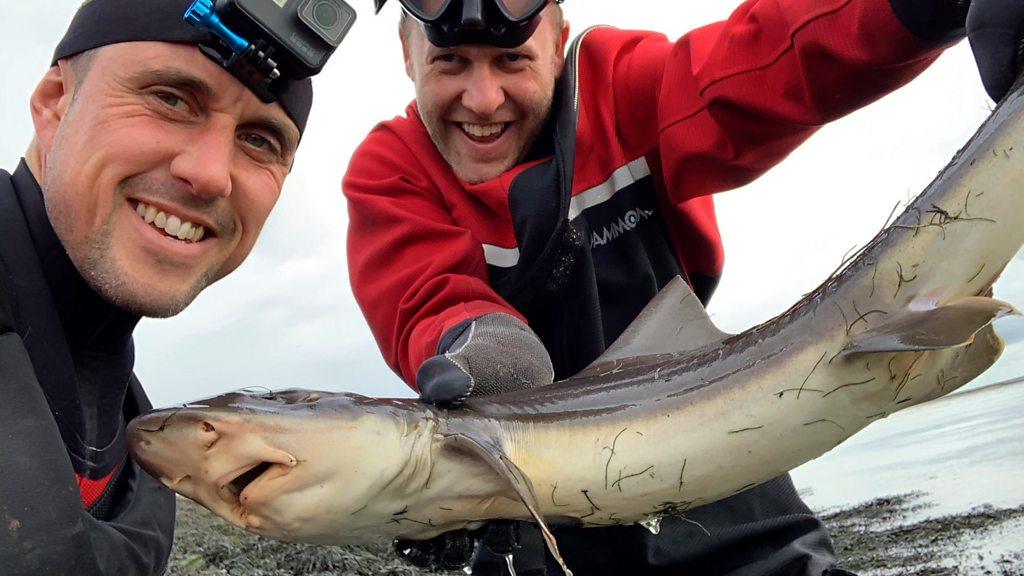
[822,492,1024,576]
[169,498,446,576]
[170,493,1024,575]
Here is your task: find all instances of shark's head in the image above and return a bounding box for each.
[127,389,433,544]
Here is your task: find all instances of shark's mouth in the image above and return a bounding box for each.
[227,462,274,498]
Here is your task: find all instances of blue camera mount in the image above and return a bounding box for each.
[183,0,282,101]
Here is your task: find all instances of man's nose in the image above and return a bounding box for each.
[169,124,235,199]
[461,66,506,116]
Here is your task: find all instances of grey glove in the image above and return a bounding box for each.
[400,314,548,569]
[416,313,554,407]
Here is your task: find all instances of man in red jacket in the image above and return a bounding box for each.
[343,0,1023,574]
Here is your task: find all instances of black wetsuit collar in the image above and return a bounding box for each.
[3,160,139,477]
[11,161,140,349]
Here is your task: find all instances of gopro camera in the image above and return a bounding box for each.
[185,0,356,101]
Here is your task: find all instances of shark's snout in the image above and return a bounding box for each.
[124,389,436,543]
[127,409,221,480]
[127,406,300,529]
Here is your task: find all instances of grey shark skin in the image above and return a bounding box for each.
[128,86,1024,574]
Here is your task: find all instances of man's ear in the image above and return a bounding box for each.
[30,62,75,159]
[555,20,570,71]
[401,27,415,80]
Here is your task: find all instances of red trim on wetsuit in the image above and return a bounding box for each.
[77,471,117,510]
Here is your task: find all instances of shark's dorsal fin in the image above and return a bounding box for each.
[842,296,1020,356]
[587,276,731,368]
[442,432,574,576]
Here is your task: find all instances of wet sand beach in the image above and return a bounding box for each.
[792,378,1024,575]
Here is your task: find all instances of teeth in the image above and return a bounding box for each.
[165,215,181,236]
[462,122,504,138]
[178,221,193,241]
[135,201,207,243]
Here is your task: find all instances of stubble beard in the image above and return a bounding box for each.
[42,143,215,319]
[72,222,215,319]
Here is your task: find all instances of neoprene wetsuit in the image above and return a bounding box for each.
[0,161,174,576]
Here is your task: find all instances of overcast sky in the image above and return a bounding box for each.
[3,1,1022,407]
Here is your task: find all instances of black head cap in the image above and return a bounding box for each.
[52,0,313,133]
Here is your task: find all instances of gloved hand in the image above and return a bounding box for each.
[393,521,521,571]
[967,0,1024,101]
[394,314,549,569]
[889,0,1024,101]
[889,0,971,45]
[415,312,554,407]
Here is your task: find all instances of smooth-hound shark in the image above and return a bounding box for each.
[127,85,1024,575]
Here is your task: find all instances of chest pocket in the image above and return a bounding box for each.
[491,155,684,379]
[571,158,683,347]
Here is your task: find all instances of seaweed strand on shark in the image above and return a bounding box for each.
[127,82,1024,576]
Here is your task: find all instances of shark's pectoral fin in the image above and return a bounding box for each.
[582,276,732,372]
[442,433,573,576]
[842,296,1020,355]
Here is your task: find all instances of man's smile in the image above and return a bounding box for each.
[133,200,211,243]
[460,121,509,143]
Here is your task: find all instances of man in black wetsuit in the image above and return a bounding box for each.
[0,1,329,573]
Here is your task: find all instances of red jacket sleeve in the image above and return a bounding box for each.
[657,0,946,196]
[573,0,948,280]
[343,115,523,388]
[346,0,949,388]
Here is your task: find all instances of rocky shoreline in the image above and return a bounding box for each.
[168,492,1024,575]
